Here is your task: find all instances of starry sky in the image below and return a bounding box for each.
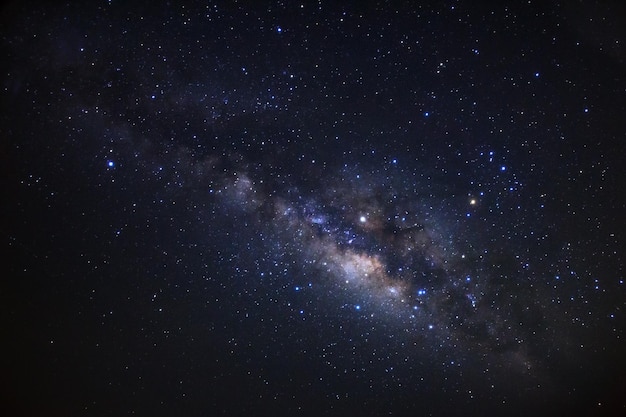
[3,1,626,416]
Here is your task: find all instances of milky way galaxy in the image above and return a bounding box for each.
[4,1,626,416]
[204,156,537,355]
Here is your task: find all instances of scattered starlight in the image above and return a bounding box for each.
[5,2,624,417]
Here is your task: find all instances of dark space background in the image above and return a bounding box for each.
[2,1,626,416]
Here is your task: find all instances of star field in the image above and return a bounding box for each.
[3,1,626,416]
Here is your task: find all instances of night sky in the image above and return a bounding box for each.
[3,1,626,416]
